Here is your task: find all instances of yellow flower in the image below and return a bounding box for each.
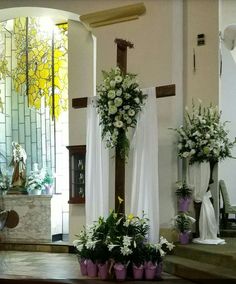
[128,214,134,220]
[118,196,124,204]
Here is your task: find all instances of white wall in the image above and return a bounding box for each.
[183,0,219,107]
[183,0,220,220]
[219,0,236,206]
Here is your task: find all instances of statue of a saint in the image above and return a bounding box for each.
[10,142,27,189]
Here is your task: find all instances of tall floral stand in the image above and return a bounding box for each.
[188,161,225,244]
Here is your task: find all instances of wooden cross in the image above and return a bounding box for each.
[72,38,175,213]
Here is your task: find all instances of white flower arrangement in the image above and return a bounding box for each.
[96,67,147,159]
[73,201,174,266]
[174,102,236,164]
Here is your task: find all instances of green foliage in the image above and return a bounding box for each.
[176,181,192,198]
[73,203,174,266]
[0,169,10,191]
[173,101,236,164]
[96,67,147,160]
[174,213,195,233]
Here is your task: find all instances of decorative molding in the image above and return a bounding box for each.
[79,3,146,28]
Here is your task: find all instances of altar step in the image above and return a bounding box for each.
[164,238,236,283]
[0,241,75,253]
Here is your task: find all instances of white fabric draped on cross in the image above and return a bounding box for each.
[85,97,109,225]
[188,162,225,244]
[131,87,159,243]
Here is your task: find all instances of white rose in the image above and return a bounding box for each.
[182,152,189,158]
[134,97,140,104]
[115,75,122,83]
[126,118,132,124]
[116,89,122,96]
[125,93,131,99]
[110,80,116,88]
[114,120,124,128]
[108,90,116,99]
[123,105,130,110]
[115,67,121,75]
[109,105,117,114]
[128,109,135,117]
[114,97,123,107]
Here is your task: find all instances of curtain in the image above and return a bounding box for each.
[188,162,225,244]
[85,97,109,226]
[130,87,159,243]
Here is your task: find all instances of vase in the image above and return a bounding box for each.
[98,262,108,280]
[179,231,190,244]
[114,263,127,281]
[178,197,191,212]
[156,262,163,279]
[44,184,53,195]
[132,264,144,280]
[86,259,97,277]
[144,261,157,280]
[79,259,87,276]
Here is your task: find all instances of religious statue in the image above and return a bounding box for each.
[10,142,27,189]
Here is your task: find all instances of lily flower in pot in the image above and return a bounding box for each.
[174,213,196,244]
[176,181,193,212]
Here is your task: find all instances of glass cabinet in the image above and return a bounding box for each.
[66,145,86,204]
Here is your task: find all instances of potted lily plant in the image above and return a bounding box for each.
[176,181,192,212]
[174,213,196,244]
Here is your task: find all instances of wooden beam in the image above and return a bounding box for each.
[115,38,134,75]
[72,84,176,109]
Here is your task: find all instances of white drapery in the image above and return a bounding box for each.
[188,162,225,244]
[130,87,159,243]
[85,97,109,226]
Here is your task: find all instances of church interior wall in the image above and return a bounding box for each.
[0,0,221,242]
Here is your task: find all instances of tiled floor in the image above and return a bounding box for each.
[0,251,195,283]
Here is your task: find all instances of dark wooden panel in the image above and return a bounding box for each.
[72,97,88,109]
[156,84,175,98]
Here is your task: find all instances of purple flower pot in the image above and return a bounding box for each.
[86,259,97,277]
[156,262,163,278]
[179,231,190,244]
[79,259,87,276]
[178,197,191,212]
[98,262,108,280]
[114,263,127,281]
[145,261,157,280]
[132,264,144,280]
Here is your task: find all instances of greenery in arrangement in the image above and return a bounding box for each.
[26,166,53,193]
[73,198,174,267]
[0,169,10,192]
[173,102,236,164]
[174,213,195,233]
[175,181,192,199]
[96,67,147,159]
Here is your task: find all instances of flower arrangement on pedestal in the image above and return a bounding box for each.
[174,102,235,165]
[73,199,174,280]
[96,67,147,159]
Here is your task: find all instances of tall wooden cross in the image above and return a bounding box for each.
[72,38,175,213]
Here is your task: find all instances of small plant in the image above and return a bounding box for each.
[176,181,192,199]
[174,213,195,233]
[0,170,9,192]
